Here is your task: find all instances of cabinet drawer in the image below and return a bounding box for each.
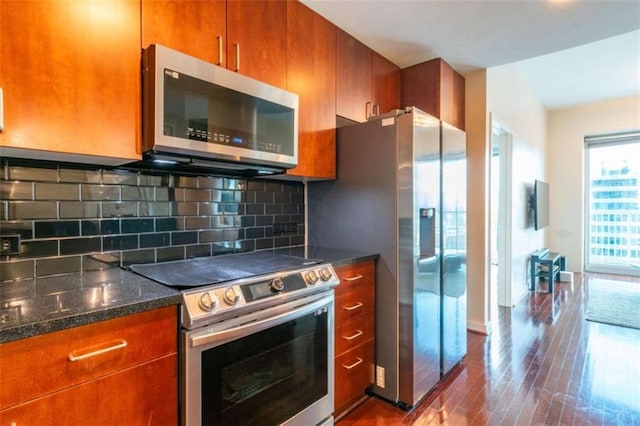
[334,339,374,414]
[0,353,178,426]
[335,285,375,326]
[334,261,374,297]
[0,306,177,410]
[335,313,374,358]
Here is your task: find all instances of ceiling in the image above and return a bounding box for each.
[300,0,640,110]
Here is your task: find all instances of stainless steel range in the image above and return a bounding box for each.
[130,251,339,426]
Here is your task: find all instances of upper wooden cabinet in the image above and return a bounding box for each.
[142,0,287,89]
[227,1,287,89]
[141,0,226,66]
[401,58,466,131]
[285,0,336,180]
[336,29,401,123]
[0,0,141,164]
[373,52,402,117]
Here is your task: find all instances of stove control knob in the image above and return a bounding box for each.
[198,291,218,312]
[319,267,333,282]
[304,270,319,285]
[223,287,240,305]
[270,277,285,292]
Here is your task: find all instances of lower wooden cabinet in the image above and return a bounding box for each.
[333,260,376,418]
[0,354,177,426]
[0,306,178,426]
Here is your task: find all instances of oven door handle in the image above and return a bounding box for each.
[190,293,333,349]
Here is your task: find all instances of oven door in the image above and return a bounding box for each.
[182,292,334,426]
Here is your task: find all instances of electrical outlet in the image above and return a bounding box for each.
[0,235,20,256]
[273,223,297,234]
[376,365,385,388]
[285,222,297,233]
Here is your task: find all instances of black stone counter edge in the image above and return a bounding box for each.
[273,246,379,268]
[0,294,182,344]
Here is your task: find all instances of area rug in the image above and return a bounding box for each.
[585,278,640,330]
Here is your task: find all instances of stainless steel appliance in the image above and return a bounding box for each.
[130,251,339,426]
[141,44,298,176]
[308,107,467,409]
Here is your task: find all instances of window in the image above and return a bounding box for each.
[585,130,640,276]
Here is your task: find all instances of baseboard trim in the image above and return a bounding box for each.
[467,320,492,335]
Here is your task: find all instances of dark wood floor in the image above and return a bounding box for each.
[337,272,640,425]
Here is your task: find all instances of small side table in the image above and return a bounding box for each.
[530,249,565,293]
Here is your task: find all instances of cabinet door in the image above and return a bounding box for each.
[334,340,374,416]
[0,0,140,163]
[285,0,336,180]
[142,0,226,66]
[227,0,287,89]
[0,354,178,426]
[401,58,466,131]
[1,306,177,410]
[440,62,466,131]
[336,29,372,123]
[372,52,401,116]
[401,59,441,120]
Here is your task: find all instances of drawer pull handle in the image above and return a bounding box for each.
[343,357,363,370]
[343,330,363,341]
[68,339,128,362]
[343,274,363,282]
[343,302,363,311]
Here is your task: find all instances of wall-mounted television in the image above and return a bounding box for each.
[530,179,549,230]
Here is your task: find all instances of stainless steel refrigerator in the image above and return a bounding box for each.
[308,107,467,409]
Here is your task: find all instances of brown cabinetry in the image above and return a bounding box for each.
[0,0,140,164]
[337,29,401,123]
[333,260,376,418]
[285,0,336,180]
[142,0,286,89]
[0,306,178,425]
[401,57,466,130]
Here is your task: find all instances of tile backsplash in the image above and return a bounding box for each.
[0,160,305,282]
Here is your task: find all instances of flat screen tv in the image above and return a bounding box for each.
[531,179,549,230]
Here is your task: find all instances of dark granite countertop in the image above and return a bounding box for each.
[0,246,377,344]
[0,268,181,343]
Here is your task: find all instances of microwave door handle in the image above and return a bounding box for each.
[190,294,332,349]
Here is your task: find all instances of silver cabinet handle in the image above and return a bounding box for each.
[342,357,363,370]
[0,88,4,132]
[216,35,223,66]
[343,302,363,311]
[68,339,127,362]
[344,274,363,282]
[343,330,363,341]
[365,102,372,119]
[234,43,240,72]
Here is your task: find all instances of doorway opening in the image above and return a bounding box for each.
[490,118,513,314]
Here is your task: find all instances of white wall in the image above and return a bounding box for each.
[548,96,640,272]
[487,64,547,305]
[465,69,491,334]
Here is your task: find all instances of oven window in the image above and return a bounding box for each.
[201,308,328,425]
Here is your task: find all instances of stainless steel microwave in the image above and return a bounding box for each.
[142,44,298,175]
